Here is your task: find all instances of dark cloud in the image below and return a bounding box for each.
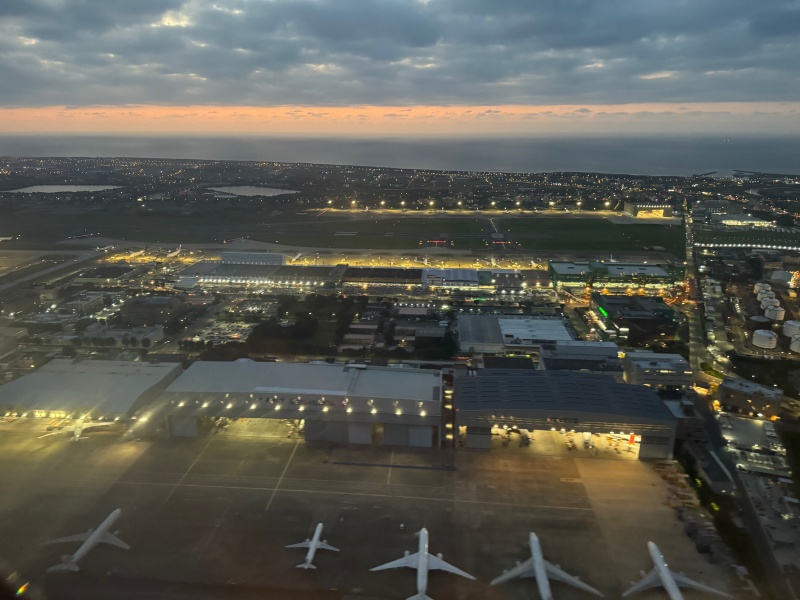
[0,0,798,107]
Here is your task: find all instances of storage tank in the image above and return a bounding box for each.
[783,321,800,337]
[754,282,772,293]
[757,290,776,301]
[752,330,778,349]
[790,335,800,353]
[748,315,773,330]
[766,306,786,321]
[761,298,780,310]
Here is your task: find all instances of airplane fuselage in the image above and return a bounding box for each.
[71,509,121,565]
[303,523,324,567]
[417,528,430,597]
[648,542,684,600]
[529,533,553,600]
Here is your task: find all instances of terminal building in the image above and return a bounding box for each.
[159,360,446,447]
[454,370,676,459]
[0,359,182,420]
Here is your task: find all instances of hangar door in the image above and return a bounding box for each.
[408,426,433,448]
[348,423,373,444]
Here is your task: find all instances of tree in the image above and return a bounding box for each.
[61,346,77,358]
[141,338,151,349]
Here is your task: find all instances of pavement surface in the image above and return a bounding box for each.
[0,422,736,600]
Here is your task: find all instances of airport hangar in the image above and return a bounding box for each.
[0,359,182,420]
[455,370,677,459]
[159,360,447,447]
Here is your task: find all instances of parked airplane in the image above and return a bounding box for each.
[286,523,339,569]
[38,419,86,442]
[370,528,475,600]
[491,532,603,599]
[623,542,730,600]
[45,509,130,572]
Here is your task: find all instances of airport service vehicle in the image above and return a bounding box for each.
[491,532,603,599]
[286,522,339,569]
[45,509,130,572]
[623,542,730,600]
[370,528,475,600]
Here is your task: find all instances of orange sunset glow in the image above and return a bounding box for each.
[3,103,799,136]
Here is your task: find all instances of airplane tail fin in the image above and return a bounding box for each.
[296,562,317,570]
[405,594,433,600]
[47,555,79,572]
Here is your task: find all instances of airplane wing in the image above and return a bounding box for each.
[370,553,419,571]
[545,561,604,596]
[319,541,340,552]
[490,557,536,585]
[622,569,661,597]
[45,531,92,545]
[286,540,311,549]
[100,531,130,550]
[427,555,476,580]
[672,572,731,597]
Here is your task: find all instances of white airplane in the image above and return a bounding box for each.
[623,542,730,600]
[370,528,475,600]
[38,419,86,442]
[491,532,603,599]
[286,523,339,569]
[45,509,130,572]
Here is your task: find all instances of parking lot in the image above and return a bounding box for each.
[0,424,734,600]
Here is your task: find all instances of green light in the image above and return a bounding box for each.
[598,306,608,318]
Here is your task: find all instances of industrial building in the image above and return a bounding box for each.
[717,378,783,419]
[548,261,678,289]
[454,370,676,459]
[159,360,445,447]
[538,341,624,380]
[589,292,678,345]
[0,359,182,420]
[457,315,574,354]
[622,351,693,390]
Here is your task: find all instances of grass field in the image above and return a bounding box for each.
[501,217,686,256]
[2,207,686,256]
[266,216,489,249]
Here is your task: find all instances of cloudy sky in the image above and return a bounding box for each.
[1,0,799,135]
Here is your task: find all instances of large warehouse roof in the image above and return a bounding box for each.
[456,371,674,422]
[165,360,441,404]
[0,359,182,416]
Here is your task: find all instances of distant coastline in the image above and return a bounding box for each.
[1,134,798,177]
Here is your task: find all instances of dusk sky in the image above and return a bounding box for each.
[2,0,800,136]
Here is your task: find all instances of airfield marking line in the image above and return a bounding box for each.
[116,480,593,511]
[387,450,394,485]
[162,435,216,505]
[264,438,300,511]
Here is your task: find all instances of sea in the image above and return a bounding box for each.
[0,134,798,177]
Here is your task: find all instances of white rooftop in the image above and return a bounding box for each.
[498,316,573,343]
[605,264,669,277]
[0,359,182,416]
[624,351,690,370]
[164,360,441,404]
